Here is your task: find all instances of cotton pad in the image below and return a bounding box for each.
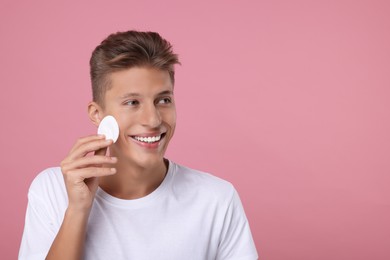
[97,115,119,143]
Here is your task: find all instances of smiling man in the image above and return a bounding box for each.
[19,31,258,260]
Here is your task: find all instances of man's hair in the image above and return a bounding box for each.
[90,30,180,106]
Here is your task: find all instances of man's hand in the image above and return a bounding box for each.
[47,134,118,260]
[60,134,117,212]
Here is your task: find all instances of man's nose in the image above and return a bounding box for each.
[140,104,162,128]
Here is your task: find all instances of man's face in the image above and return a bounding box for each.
[101,67,176,167]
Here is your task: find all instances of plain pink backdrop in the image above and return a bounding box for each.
[1,0,390,259]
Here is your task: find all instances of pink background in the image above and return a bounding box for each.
[1,0,389,259]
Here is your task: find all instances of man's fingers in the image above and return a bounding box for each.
[95,147,107,156]
[64,167,117,181]
[68,139,113,161]
[62,155,117,173]
[68,135,105,154]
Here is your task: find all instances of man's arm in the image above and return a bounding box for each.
[46,208,89,259]
[46,135,116,260]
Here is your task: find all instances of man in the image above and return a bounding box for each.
[19,30,258,260]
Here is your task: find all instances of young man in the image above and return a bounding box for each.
[19,30,258,260]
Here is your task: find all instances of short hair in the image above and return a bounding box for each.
[90,30,180,106]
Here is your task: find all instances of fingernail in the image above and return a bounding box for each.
[110,168,116,173]
[111,157,117,162]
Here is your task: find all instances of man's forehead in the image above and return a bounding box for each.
[104,67,173,97]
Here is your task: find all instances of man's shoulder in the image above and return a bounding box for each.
[173,162,233,186]
[170,161,236,200]
[29,167,65,196]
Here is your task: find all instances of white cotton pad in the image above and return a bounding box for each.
[97,115,119,143]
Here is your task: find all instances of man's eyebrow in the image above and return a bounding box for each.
[118,90,173,99]
[156,90,173,96]
[119,93,141,99]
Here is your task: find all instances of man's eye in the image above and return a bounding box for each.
[125,100,139,106]
[158,98,172,104]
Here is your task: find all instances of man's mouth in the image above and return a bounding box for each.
[130,133,166,144]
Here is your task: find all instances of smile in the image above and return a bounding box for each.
[131,133,166,143]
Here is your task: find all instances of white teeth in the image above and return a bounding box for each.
[133,134,162,143]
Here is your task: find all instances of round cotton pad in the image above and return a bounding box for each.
[97,115,119,143]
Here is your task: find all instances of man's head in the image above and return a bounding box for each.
[88,30,180,168]
[90,30,180,108]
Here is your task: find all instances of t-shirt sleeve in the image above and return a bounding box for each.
[216,188,259,260]
[19,171,63,260]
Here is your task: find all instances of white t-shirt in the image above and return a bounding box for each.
[19,160,258,260]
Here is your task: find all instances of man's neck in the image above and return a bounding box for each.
[98,157,168,200]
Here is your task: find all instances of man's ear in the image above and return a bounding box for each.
[88,101,103,127]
